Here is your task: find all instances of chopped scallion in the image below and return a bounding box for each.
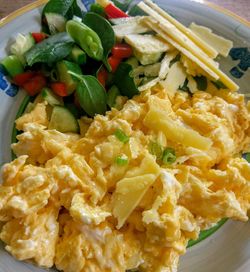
[114,129,129,143]
[243,152,250,163]
[115,155,128,166]
[162,147,176,165]
[148,141,163,160]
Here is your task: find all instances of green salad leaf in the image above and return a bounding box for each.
[25,32,74,66]
[42,0,74,16]
[83,12,115,71]
[114,63,139,99]
[70,72,107,117]
[193,75,208,91]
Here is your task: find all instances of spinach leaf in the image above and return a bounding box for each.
[114,63,139,98]
[66,0,85,19]
[193,75,207,91]
[25,32,74,66]
[70,72,107,117]
[128,4,146,16]
[83,12,115,71]
[42,0,74,16]
[112,0,133,12]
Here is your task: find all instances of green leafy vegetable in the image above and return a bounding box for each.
[114,129,129,143]
[148,141,163,160]
[128,4,146,16]
[90,3,106,17]
[211,80,227,89]
[70,72,107,117]
[193,75,207,91]
[42,0,74,16]
[169,53,181,68]
[162,147,176,165]
[114,63,139,99]
[244,153,250,163]
[66,20,103,61]
[115,155,129,166]
[25,32,74,66]
[66,0,84,18]
[112,0,133,12]
[83,12,115,71]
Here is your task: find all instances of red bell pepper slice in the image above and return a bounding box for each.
[23,75,47,96]
[32,32,47,43]
[105,3,129,18]
[108,56,121,72]
[97,67,109,87]
[13,72,36,86]
[111,44,133,59]
[51,82,68,97]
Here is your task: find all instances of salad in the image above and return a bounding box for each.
[0,0,250,272]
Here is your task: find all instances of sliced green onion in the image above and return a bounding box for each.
[115,155,128,166]
[114,129,129,143]
[90,3,106,17]
[148,141,163,160]
[1,55,24,77]
[211,80,227,89]
[162,147,176,165]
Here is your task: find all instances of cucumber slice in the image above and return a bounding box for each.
[10,33,35,64]
[69,46,86,65]
[57,60,82,95]
[49,106,79,133]
[41,88,64,106]
[45,13,66,34]
[1,55,24,77]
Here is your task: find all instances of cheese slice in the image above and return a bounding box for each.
[138,78,160,92]
[144,0,218,59]
[160,62,187,99]
[145,19,218,80]
[112,174,156,229]
[143,16,238,91]
[113,18,151,41]
[159,50,179,79]
[189,23,233,57]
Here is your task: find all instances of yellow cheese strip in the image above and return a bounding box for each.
[145,19,219,80]
[112,174,156,229]
[142,14,238,91]
[143,109,213,150]
[189,23,233,57]
[144,0,218,59]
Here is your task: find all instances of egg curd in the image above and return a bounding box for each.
[0,84,250,272]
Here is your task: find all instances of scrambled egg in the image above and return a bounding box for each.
[0,83,250,272]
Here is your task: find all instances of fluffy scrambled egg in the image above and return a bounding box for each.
[0,84,250,272]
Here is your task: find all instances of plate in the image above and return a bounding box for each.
[0,0,250,271]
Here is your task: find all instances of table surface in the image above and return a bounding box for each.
[0,0,250,21]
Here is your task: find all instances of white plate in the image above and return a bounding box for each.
[0,0,250,271]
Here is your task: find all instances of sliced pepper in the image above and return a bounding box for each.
[108,56,121,72]
[51,82,68,97]
[97,66,109,87]
[111,44,133,59]
[31,32,47,43]
[23,74,47,96]
[13,71,36,86]
[105,3,129,18]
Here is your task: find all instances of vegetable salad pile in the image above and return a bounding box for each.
[1,0,144,133]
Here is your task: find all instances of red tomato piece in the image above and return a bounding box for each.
[23,75,47,96]
[51,82,68,97]
[31,32,47,43]
[111,44,133,59]
[108,56,122,72]
[13,72,36,86]
[105,3,129,18]
[97,67,109,87]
